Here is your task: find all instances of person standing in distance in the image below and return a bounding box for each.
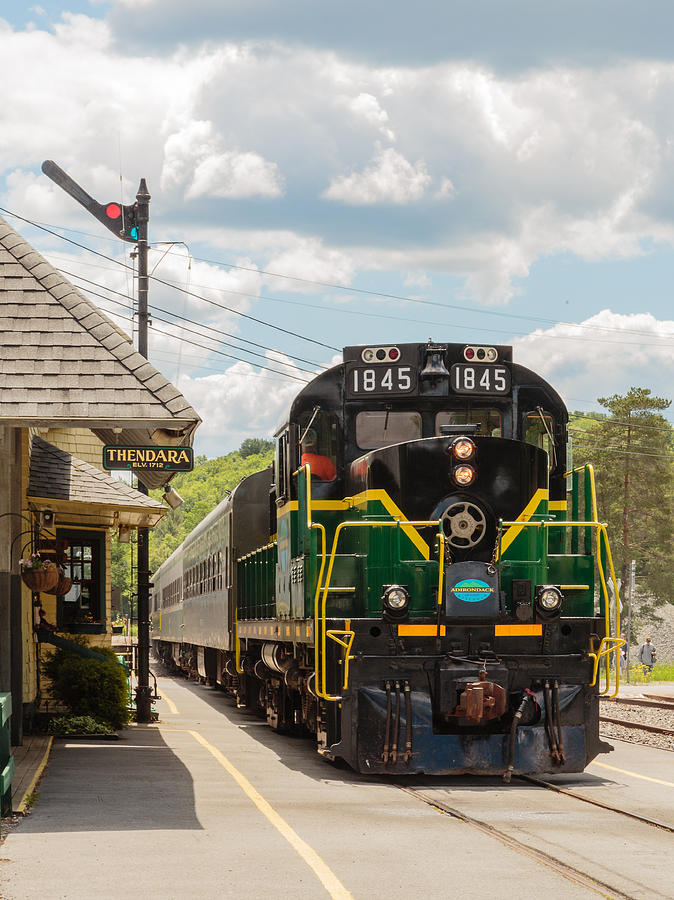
[638,636,656,678]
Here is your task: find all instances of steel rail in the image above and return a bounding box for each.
[397,785,632,899]
[599,716,674,737]
[518,774,674,833]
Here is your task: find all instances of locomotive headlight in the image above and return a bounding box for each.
[535,585,563,615]
[382,584,410,614]
[453,464,476,486]
[452,437,476,461]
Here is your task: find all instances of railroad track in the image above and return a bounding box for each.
[399,768,674,900]
[601,696,674,711]
[599,716,674,737]
[398,784,634,899]
[519,774,674,833]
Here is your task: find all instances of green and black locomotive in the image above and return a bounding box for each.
[152,340,623,777]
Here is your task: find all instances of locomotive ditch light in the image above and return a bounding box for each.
[382,584,410,619]
[453,464,476,486]
[451,437,476,461]
[535,585,564,616]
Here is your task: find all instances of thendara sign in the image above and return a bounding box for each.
[102,445,194,472]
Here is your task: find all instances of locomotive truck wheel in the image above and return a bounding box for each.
[441,500,487,549]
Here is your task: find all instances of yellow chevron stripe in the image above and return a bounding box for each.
[497,487,548,558]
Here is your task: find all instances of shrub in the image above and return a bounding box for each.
[43,637,130,729]
[48,715,115,735]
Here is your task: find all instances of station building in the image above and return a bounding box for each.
[0,215,201,745]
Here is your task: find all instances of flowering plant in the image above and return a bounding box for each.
[19,554,55,572]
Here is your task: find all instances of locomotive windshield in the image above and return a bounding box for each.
[355,410,422,449]
[435,408,502,437]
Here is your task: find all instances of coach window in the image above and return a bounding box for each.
[356,411,422,449]
[57,530,105,633]
[436,409,502,437]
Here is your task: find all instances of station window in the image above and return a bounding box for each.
[56,530,105,633]
[436,409,501,437]
[355,411,422,449]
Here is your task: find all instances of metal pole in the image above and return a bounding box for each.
[626,559,635,683]
[134,179,152,723]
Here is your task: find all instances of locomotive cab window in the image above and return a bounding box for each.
[436,409,502,437]
[299,410,338,482]
[524,411,556,470]
[356,411,422,449]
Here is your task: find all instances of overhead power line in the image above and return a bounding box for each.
[59,268,326,372]
[8,209,674,345]
[0,206,338,353]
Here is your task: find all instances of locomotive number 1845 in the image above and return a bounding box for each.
[451,364,511,395]
[348,365,416,396]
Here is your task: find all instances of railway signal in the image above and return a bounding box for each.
[41,158,153,724]
[41,160,139,242]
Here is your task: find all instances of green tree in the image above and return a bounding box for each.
[239,437,274,458]
[571,388,674,606]
[148,439,275,571]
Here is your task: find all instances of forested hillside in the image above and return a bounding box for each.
[111,439,274,608]
[149,438,275,571]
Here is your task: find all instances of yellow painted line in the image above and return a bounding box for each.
[495,624,543,637]
[399,624,446,637]
[549,500,567,510]
[590,761,674,788]
[15,736,53,813]
[161,691,179,715]
[189,731,353,899]
[559,585,590,591]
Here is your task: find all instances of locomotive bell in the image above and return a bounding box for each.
[420,349,449,379]
[420,347,450,396]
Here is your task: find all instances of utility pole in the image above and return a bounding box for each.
[134,179,152,724]
[41,161,153,722]
[626,559,635,683]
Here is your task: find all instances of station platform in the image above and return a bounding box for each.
[2,672,674,899]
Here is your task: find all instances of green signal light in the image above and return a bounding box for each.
[130,225,138,240]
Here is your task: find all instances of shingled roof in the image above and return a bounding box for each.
[0,215,201,488]
[28,436,166,528]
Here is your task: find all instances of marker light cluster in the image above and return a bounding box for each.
[361,346,401,363]
[463,346,498,362]
[449,437,477,485]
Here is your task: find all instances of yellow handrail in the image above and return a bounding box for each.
[234,607,244,674]
[500,505,623,696]
[326,629,356,690]
[318,518,443,701]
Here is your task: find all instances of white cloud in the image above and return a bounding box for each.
[189,151,283,200]
[512,310,674,407]
[323,146,431,205]
[265,238,355,292]
[161,120,284,200]
[175,354,307,455]
[343,92,395,141]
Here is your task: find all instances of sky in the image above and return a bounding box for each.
[2,1,674,456]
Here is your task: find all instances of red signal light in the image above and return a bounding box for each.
[464,347,475,359]
[105,203,122,220]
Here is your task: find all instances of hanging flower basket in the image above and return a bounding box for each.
[44,571,73,596]
[20,555,59,592]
